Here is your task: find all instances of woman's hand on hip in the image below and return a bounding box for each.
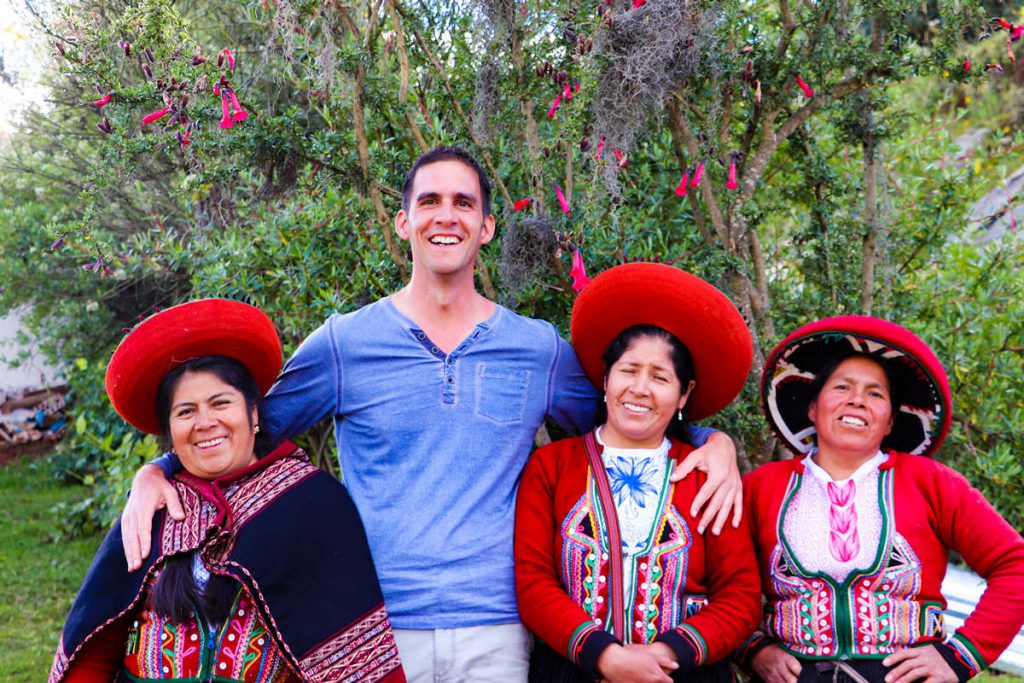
[883,645,958,683]
[751,644,802,683]
[670,430,742,535]
[121,463,183,571]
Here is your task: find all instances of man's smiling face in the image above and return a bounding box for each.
[395,159,495,279]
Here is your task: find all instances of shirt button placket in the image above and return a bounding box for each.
[443,352,456,403]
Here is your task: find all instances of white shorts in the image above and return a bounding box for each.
[392,623,532,682]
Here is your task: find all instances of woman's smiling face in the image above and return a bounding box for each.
[808,355,894,460]
[601,335,693,449]
[168,370,258,480]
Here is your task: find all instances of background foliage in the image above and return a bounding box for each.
[1,0,1022,533]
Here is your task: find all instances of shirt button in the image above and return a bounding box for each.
[431,347,439,354]
[595,618,602,625]
[447,376,454,383]
[446,357,454,364]
[416,333,425,340]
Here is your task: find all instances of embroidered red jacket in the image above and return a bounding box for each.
[515,435,760,679]
[741,451,1024,678]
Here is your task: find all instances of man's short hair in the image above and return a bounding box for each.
[401,146,493,218]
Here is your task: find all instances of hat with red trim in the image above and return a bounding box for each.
[762,315,951,457]
[570,262,752,421]
[105,299,282,435]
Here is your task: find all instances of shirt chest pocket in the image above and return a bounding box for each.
[475,365,530,425]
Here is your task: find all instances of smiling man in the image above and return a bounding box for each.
[120,146,741,682]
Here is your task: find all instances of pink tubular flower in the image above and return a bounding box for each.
[219,49,235,70]
[563,83,572,100]
[690,160,704,188]
[570,249,591,292]
[1013,25,1024,41]
[547,92,562,118]
[613,148,627,168]
[795,74,814,98]
[986,63,1005,72]
[553,182,570,214]
[674,172,689,197]
[141,107,170,125]
[726,161,739,190]
[94,93,111,107]
[219,92,235,129]
[226,88,248,122]
[1008,40,1016,63]
[594,137,605,160]
[512,197,532,211]
[964,56,971,71]
[632,0,646,7]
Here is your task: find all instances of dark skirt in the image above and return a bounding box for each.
[749,658,891,683]
[529,639,735,683]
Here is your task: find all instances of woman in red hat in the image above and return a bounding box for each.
[739,316,1024,683]
[515,263,761,682]
[49,299,405,683]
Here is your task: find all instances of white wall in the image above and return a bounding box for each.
[0,307,61,392]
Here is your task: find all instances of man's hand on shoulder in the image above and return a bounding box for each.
[121,463,183,571]
[670,430,742,535]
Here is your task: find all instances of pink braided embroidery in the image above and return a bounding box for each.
[827,480,859,562]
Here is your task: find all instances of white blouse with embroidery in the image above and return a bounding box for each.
[595,427,673,597]
[782,449,888,583]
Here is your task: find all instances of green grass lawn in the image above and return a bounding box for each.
[0,453,101,681]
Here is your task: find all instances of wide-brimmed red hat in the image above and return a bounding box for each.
[570,263,752,421]
[762,315,951,457]
[105,299,282,435]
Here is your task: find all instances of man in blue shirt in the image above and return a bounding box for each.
[120,146,742,681]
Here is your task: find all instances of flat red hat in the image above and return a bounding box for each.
[570,263,752,421]
[761,315,951,457]
[105,299,282,435]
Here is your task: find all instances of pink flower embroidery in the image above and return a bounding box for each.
[827,480,859,563]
